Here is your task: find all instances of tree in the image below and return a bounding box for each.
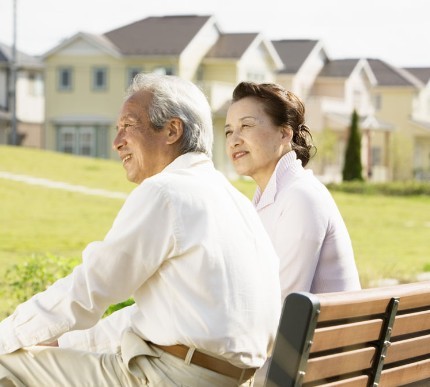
[342,110,363,181]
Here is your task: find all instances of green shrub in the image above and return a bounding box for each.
[0,253,134,318]
[1,254,80,308]
[326,181,430,196]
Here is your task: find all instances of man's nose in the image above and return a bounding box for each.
[112,130,125,151]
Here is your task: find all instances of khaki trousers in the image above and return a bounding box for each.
[0,330,253,387]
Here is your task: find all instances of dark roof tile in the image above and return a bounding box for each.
[404,67,430,84]
[104,15,212,55]
[205,33,259,59]
[319,59,360,78]
[272,40,319,73]
[0,41,43,68]
[367,59,418,87]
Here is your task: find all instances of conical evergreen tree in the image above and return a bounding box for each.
[342,110,363,181]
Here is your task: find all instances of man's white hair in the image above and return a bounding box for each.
[127,73,213,157]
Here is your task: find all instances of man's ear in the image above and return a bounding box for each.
[165,118,184,145]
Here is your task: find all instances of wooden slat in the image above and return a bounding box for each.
[385,334,430,364]
[379,358,430,386]
[392,310,430,337]
[397,291,430,312]
[309,375,369,387]
[311,319,383,352]
[303,347,375,383]
[317,281,430,321]
[318,298,389,321]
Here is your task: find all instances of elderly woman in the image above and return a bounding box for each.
[225,81,361,384]
[225,81,361,298]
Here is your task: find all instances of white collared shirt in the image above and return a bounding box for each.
[0,152,281,368]
[253,151,361,300]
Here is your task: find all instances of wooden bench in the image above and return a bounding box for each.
[264,281,430,386]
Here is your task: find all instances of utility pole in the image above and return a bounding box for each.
[10,0,18,145]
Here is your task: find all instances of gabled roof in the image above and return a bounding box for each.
[0,41,43,68]
[271,39,320,74]
[104,15,213,55]
[42,32,121,59]
[366,59,421,88]
[319,59,361,78]
[404,67,430,84]
[205,33,259,59]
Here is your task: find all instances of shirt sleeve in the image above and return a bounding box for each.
[272,186,327,300]
[0,180,177,355]
[58,304,139,353]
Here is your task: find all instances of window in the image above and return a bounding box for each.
[373,94,382,110]
[28,72,44,96]
[153,67,175,76]
[127,67,142,86]
[353,90,362,110]
[58,67,73,91]
[57,125,110,158]
[371,147,382,166]
[246,72,265,82]
[92,67,108,91]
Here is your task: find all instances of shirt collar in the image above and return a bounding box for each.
[162,152,212,173]
[252,151,299,210]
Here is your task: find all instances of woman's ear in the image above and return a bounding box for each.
[281,126,293,142]
[166,118,184,145]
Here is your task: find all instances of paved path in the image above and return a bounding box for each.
[0,171,128,200]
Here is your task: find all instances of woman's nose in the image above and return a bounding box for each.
[229,130,243,148]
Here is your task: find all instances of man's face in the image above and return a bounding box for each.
[113,91,171,184]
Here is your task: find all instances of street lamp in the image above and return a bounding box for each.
[10,0,18,145]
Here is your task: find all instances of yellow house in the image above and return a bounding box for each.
[41,14,429,181]
[402,67,430,180]
[42,15,282,173]
[367,59,426,181]
[271,43,429,182]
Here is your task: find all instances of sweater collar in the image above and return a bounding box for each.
[253,151,300,210]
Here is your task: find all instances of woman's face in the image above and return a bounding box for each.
[225,96,291,190]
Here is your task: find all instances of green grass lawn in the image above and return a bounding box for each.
[1,145,430,316]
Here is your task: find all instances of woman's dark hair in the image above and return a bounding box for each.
[232,81,316,166]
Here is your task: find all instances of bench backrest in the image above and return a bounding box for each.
[265,281,430,387]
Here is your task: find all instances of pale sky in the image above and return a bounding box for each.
[0,0,429,68]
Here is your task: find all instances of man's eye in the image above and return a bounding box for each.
[225,130,232,137]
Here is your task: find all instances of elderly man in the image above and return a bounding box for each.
[0,74,281,386]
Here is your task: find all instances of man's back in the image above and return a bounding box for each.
[115,152,281,368]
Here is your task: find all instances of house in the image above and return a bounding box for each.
[42,15,282,170]
[40,15,429,181]
[202,32,282,173]
[404,67,430,180]
[0,42,44,147]
[272,39,328,100]
[288,57,382,182]
[272,51,427,182]
[367,59,425,181]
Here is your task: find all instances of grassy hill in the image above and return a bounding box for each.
[1,145,430,293]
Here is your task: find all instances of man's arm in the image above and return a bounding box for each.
[0,181,176,354]
[58,304,137,353]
